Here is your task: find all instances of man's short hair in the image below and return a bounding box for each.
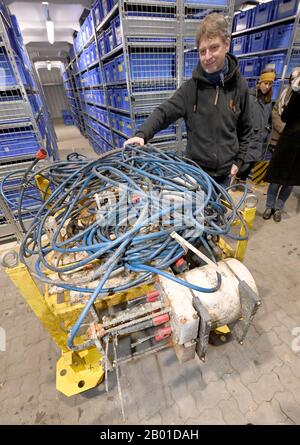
[196,13,230,48]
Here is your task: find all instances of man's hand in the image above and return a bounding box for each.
[230,163,239,176]
[125,137,145,147]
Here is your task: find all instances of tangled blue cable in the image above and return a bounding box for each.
[15,145,249,350]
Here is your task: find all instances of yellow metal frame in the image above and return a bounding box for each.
[5,263,155,396]
[34,174,52,202]
[218,204,257,262]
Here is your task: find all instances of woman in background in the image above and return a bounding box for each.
[263,67,300,222]
[235,68,275,186]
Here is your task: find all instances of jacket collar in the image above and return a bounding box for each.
[192,53,240,87]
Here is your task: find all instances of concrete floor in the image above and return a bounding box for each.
[0,123,300,425]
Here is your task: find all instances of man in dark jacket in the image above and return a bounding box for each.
[126,13,252,185]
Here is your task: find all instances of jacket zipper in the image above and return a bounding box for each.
[214,86,219,106]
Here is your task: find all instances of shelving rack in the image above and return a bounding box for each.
[231,0,300,99]
[62,0,235,155]
[0,1,58,242]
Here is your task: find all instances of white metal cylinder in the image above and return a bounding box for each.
[183,258,258,327]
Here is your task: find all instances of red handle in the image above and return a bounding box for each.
[152,313,170,326]
[146,290,159,302]
[36,147,47,160]
[154,326,172,342]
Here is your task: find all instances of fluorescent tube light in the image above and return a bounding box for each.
[46,19,54,44]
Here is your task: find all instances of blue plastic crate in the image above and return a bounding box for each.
[98,33,106,57]
[0,177,42,212]
[81,13,93,46]
[231,35,249,56]
[105,26,115,53]
[0,51,29,87]
[268,23,293,49]
[89,41,97,65]
[272,80,281,100]
[113,133,126,149]
[78,52,86,71]
[93,0,104,28]
[91,67,102,85]
[247,78,257,90]
[104,61,115,83]
[0,54,17,86]
[136,116,176,137]
[273,0,299,20]
[74,31,83,53]
[70,44,75,60]
[286,49,300,75]
[118,115,134,137]
[262,53,286,76]
[112,15,122,47]
[233,9,254,32]
[98,123,113,144]
[240,57,261,77]
[110,112,118,131]
[107,88,115,107]
[28,94,41,115]
[93,89,106,105]
[102,0,113,17]
[115,54,126,81]
[10,15,23,42]
[116,88,130,111]
[62,109,74,125]
[184,50,198,78]
[130,52,175,80]
[249,30,269,53]
[0,127,39,158]
[252,2,274,27]
[98,109,109,126]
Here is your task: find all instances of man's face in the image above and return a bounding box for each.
[198,35,229,74]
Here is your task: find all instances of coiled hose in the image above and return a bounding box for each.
[3,145,249,350]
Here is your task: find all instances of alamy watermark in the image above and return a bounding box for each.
[0,327,6,352]
[291,327,300,353]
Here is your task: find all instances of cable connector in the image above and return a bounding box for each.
[36,147,48,160]
[172,257,188,274]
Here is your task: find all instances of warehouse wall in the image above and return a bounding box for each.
[38,68,68,119]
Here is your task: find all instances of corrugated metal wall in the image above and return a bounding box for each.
[38,68,68,119]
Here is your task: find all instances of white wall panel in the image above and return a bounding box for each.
[38,67,68,119]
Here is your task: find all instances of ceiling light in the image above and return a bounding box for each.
[46,19,54,44]
[47,61,51,71]
[43,2,55,44]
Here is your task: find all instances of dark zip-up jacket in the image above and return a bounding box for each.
[135,53,252,176]
[265,90,300,186]
[243,88,272,163]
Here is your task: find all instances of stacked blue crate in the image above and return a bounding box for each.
[62,1,234,153]
[0,4,58,239]
[0,10,55,161]
[232,0,300,101]
[62,110,74,125]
